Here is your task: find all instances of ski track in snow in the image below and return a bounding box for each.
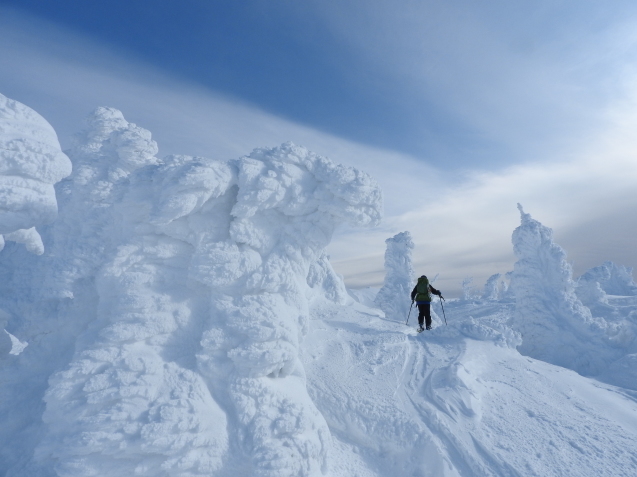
[303,297,637,477]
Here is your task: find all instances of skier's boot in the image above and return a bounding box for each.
[417,325,424,332]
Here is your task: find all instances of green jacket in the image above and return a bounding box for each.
[411,276,441,303]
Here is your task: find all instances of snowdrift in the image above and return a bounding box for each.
[304,296,637,477]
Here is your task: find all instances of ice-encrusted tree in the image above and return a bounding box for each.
[576,261,637,306]
[508,204,637,378]
[0,93,71,254]
[461,277,475,301]
[0,102,383,477]
[195,143,382,476]
[0,93,71,360]
[375,231,415,322]
[307,252,349,304]
[482,273,503,301]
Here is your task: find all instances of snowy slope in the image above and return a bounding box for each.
[304,295,637,477]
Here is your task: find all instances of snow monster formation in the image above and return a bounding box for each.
[509,205,637,385]
[0,107,382,477]
[0,93,71,253]
[374,231,415,322]
[306,252,349,305]
[0,93,71,361]
[575,261,637,307]
[482,273,505,301]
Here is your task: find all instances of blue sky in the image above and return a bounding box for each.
[6,0,636,169]
[4,0,458,163]
[2,1,637,295]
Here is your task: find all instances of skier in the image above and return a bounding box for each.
[410,275,442,332]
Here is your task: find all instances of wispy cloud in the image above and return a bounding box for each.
[303,0,637,165]
[330,83,637,293]
[0,8,438,211]
[2,6,637,297]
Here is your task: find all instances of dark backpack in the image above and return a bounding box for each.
[415,276,432,302]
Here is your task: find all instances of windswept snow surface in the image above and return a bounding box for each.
[304,296,637,477]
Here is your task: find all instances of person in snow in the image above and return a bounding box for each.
[410,275,442,331]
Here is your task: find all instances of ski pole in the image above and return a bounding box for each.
[406,301,414,325]
[439,296,447,325]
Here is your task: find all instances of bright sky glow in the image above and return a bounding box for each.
[1,1,637,296]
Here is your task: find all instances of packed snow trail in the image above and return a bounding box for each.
[303,295,637,477]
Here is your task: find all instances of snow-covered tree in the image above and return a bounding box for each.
[0,93,71,254]
[576,261,637,306]
[509,204,637,378]
[482,273,503,301]
[375,231,415,322]
[307,252,349,304]
[0,93,71,360]
[461,277,475,301]
[0,103,382,477]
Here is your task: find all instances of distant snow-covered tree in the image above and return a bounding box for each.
[482,273,503,301]
[0,93,71,254]
[461,277,476,301]
[576,261,637,306]
[501,271,514,300]
[307,252,349,304]
[375,231,415,322]
[509,204,637,384]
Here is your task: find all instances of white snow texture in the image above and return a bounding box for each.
[510,204,637,386]
[2,94,637,477]
[0,93,71,252]
[0,102,381,477]
[374,231,415,322]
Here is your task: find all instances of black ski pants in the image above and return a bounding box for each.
[417,303,432,329]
